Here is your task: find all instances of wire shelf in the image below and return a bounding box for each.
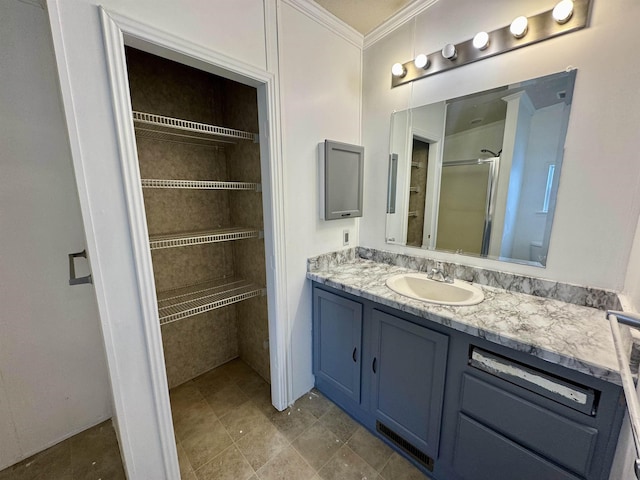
[132,111,258,146]
[141,179,261,191]
[157,277,266,324]
[149,227,261,250]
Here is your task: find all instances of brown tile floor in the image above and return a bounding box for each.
[0,420,125,480]
[174,359,430,480]
[0,358,430,480]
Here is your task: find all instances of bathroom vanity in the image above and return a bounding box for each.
[308,249,626,480]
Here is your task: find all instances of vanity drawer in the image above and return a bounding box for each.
[453,414,581,480]
[469,347,597,415]
[460,374,597,477]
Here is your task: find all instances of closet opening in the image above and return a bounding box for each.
[124,44,276,442]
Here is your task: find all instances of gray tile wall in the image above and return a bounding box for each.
[126,48,270,387]
[224,79,271,382]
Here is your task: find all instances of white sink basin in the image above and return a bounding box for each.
[386,273,484,306]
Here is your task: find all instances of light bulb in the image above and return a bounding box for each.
[473,31,490,50]
[510,16,528,38]
[553,0,574,24]
[441,44,457,60]
[414,54,429,69]
[391,63,406,78]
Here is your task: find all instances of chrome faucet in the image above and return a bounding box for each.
[427,264,454,284]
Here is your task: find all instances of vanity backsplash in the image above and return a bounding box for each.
[308,247,622,311]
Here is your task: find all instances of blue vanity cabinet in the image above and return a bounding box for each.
[312,287,364,410]
[447,344,625,480]
[311,282,624,480]
[371,309,449,466]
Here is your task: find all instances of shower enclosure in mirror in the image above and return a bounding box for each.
[386,70,576,266]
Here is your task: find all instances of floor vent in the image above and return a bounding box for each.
[376,421,434,472]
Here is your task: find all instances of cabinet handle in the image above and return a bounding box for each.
[352,347,357,363]
[372,357,377,373]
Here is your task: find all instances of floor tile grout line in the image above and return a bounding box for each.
[191,442,255,480]
[285,411,369,477]
[230,433,261,479]
[377,453,393,480]
[174,359,428,479]
[229,407,283,475]
[212,393,294,477]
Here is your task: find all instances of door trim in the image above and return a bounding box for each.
[51,5,290,478]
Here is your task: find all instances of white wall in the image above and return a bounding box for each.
[277,1,362,399]
[44,0,361,476]
[361,0,640,290]
[624,216,640,310]
[511,103,567,261]
[612,214,640,480]
[45,0,277,477]
[442,121,505,161]
[0,0,111,469]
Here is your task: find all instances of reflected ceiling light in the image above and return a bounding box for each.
[442,43,457,60]
[473,31,490,50]
[510,16,529,38]
[553,0,574,24]
[414,54,430,69]
[391,63,407,77]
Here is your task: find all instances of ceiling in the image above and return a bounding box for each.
[313,0,415,35]
[445,72,574,136]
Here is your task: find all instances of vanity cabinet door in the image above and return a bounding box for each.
[313,288,363,404]
[371,309,449,462]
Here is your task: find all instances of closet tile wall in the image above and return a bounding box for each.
[125,48,269,387]
[223,80,270,382]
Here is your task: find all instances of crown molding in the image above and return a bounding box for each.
[364,0,440,50]
[281,0,364,49]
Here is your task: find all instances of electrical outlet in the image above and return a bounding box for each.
[343,229,350,246]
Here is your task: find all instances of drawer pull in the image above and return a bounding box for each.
[372,357,377,374]
[352,347,357,363]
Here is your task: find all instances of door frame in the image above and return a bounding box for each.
[48,4,290,478]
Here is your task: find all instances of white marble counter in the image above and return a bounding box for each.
[307,257,626,386]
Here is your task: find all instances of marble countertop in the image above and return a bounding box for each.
[307,258,625,386]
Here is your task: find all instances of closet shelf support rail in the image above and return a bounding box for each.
[132,111,259,144]
[141,179,261,191]
[606,310,640,480]
[157,278,266,324]
[149,227,261,250]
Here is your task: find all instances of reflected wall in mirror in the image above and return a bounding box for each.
[386,70,576,267]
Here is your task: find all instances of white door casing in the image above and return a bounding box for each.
[47,2,290,478]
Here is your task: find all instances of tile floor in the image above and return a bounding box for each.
[0,420,125,480]
[0,358,430,480]
[173,359,430,480]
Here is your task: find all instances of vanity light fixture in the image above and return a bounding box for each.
[390,0,591,88]
[553,0,574,24]
[391,62,407,78]
[472,31,490,50]
[510,16,529,38]
[414,54,429,69]
[441,44,457,60]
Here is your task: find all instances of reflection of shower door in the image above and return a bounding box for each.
[435,159,498,256]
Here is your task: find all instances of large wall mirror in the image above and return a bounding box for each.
[386,70,576,267]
